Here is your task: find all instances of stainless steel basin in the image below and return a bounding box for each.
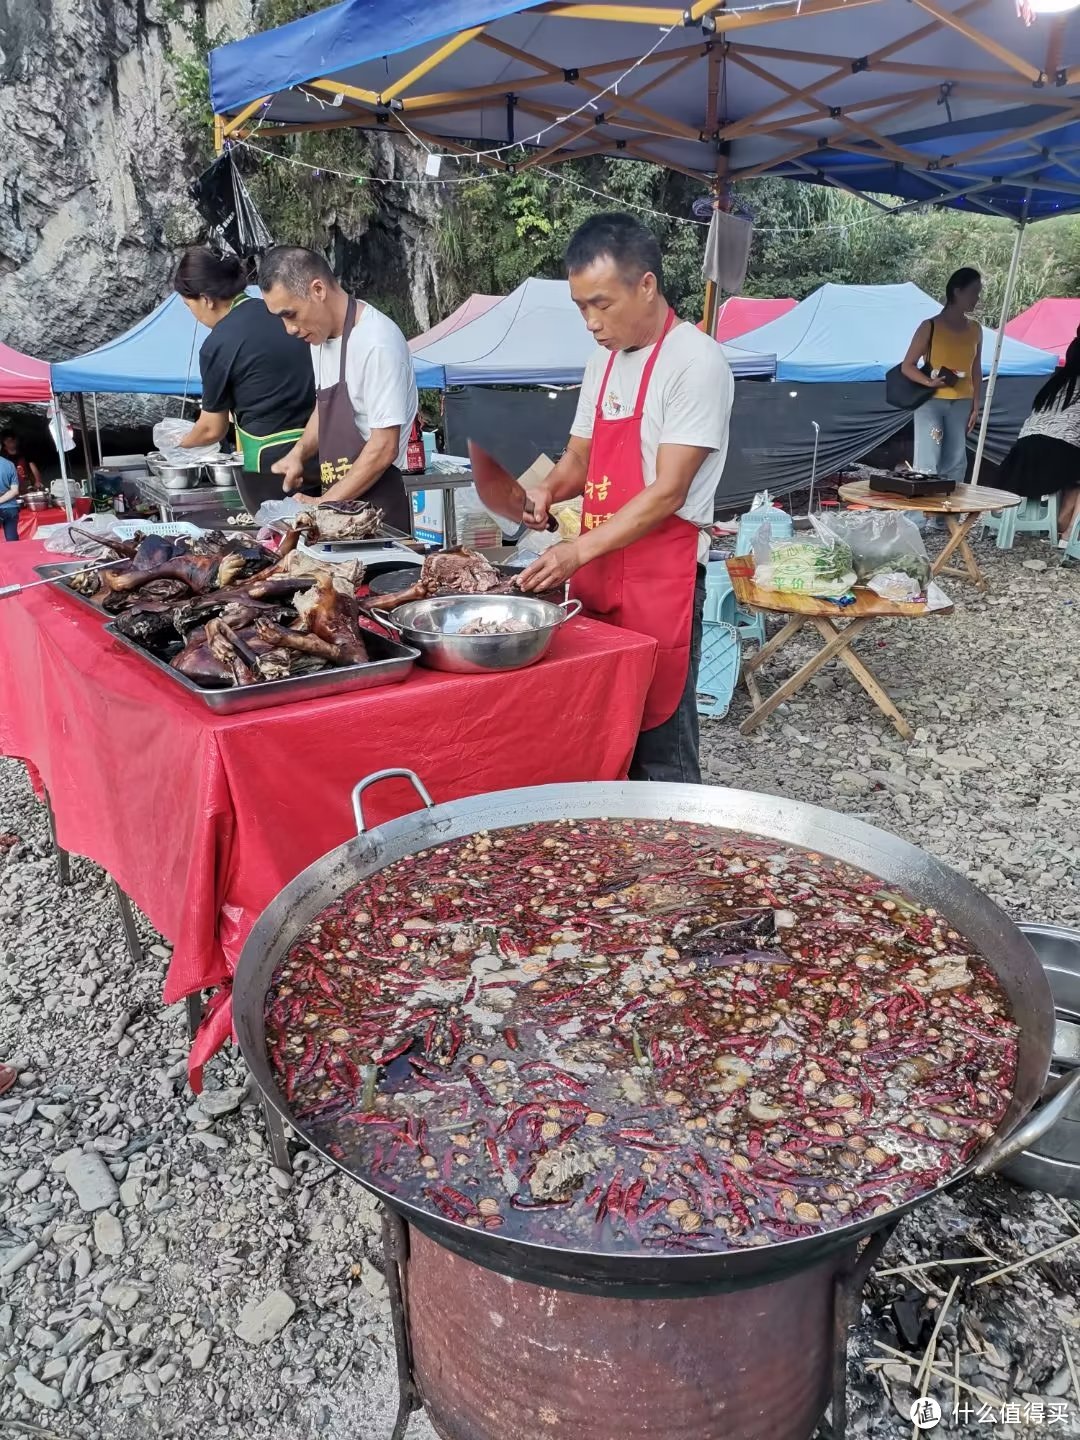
[1003,922,1080,1196]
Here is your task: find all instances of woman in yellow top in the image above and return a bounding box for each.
[900,267,983,484]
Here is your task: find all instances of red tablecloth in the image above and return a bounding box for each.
[17,500,93,540]
[0,541,656,1081]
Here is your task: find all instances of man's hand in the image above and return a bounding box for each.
[522,485,554,530]
[967,406,980,435]
[518,540,583,593]
[272,448,305,494]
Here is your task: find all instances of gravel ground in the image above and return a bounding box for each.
[0,531,1078,1440]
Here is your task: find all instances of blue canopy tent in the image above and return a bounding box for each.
[735,282,1057,384]
[52,291,444,394]
[412,275,775,384]
[52,293,215,397]
[208,0,1080,489]
[710,282,1056,505]
[209,0,1080,222]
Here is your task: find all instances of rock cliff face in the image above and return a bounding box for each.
[0,0,440,385]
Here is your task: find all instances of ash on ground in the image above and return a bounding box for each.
[0,531,1077,1438]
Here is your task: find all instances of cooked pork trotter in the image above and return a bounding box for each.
[253,618,358,666]
[106,552,248,597]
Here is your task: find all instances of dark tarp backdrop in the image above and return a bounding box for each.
[444,377,1042,514]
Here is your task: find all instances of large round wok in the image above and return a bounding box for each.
[234,770,1080,1295]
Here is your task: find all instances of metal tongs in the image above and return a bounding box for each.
[0,560,117,600]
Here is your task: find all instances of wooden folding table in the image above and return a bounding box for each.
[837,481,1021,592]
[728,563,953,741]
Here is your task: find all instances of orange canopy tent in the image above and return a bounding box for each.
[1005,298,1080,366]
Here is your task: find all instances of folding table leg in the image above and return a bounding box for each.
[110,878,144,965]
[42,791,71,887]
[932,514,986,590]
[739,617,869,736]
[262,1099,293,1174]
[185,993,204,1042]
[808,618,914,741]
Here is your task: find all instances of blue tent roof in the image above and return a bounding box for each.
[51,293,214,395]
[734,282,1058,384]
[51,289,444,394]
[411,276,774,386]
[208,1,1080,221]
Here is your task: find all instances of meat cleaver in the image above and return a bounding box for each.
[468,441,559,532]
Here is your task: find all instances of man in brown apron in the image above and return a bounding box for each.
[259,246,415,531]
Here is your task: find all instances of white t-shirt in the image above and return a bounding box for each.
[571,320,733,560]
[311,303,418,470]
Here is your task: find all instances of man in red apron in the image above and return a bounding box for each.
[519,214,733,784]
[259,246,415,531]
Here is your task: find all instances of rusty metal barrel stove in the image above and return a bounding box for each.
[406,1228,845,1440]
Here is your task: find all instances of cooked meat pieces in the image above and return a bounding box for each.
[298,501,383,542]
[457,617,532,635]
[422,548,504,594]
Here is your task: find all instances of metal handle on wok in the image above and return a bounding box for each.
[557,598,583,624]
[972,1067,1080,1178]
[351,768,435,838]
[374,609,403,636]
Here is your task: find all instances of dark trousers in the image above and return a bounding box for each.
[0,505,19,542]
[629,565,706,785]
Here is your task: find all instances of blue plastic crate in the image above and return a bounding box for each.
[696,621,740,718]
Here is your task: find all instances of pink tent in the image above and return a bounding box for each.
[0,340,51,403]
[410,294,502,351]
[706,297,797,344]
[1005,297,1080,366]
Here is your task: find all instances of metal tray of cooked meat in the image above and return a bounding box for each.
[103,622,420,714]
[33,562,112,618]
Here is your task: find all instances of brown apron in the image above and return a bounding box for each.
[316,297,412,532]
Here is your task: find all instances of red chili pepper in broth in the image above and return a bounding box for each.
[371,1036,414,1066]
[502,1027,520,1050]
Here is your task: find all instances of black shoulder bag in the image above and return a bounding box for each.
[885,320,936,412]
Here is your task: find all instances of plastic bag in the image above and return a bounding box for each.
[152,418,223,466]
[254,497,307,527]
[810,510,930,590]
[756,537,855,597]
[866,570,921,603]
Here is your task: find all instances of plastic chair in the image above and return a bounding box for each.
[697,565,741,718]
[733,508,794,646]
[983,495,1059,550]
[1062,513,1080,565]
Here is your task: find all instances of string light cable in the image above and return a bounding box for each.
[233,135,905,240]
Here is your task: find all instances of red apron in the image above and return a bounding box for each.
[571,309,699,732]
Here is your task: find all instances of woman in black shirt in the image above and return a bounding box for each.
[174,248,315,473]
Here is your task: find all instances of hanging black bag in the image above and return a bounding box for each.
[885,320,937,411]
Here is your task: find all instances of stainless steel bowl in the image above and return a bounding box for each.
[146,453,202,491]
[1002,922,1080,1198]
[207,458,243,489]
[25,492,49,512]
[383,593,581,673]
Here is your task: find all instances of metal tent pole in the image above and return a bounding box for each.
[49,392,74,522]
[91,394,104,466]
[75,393,95,488]
[970,211,1028,487]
